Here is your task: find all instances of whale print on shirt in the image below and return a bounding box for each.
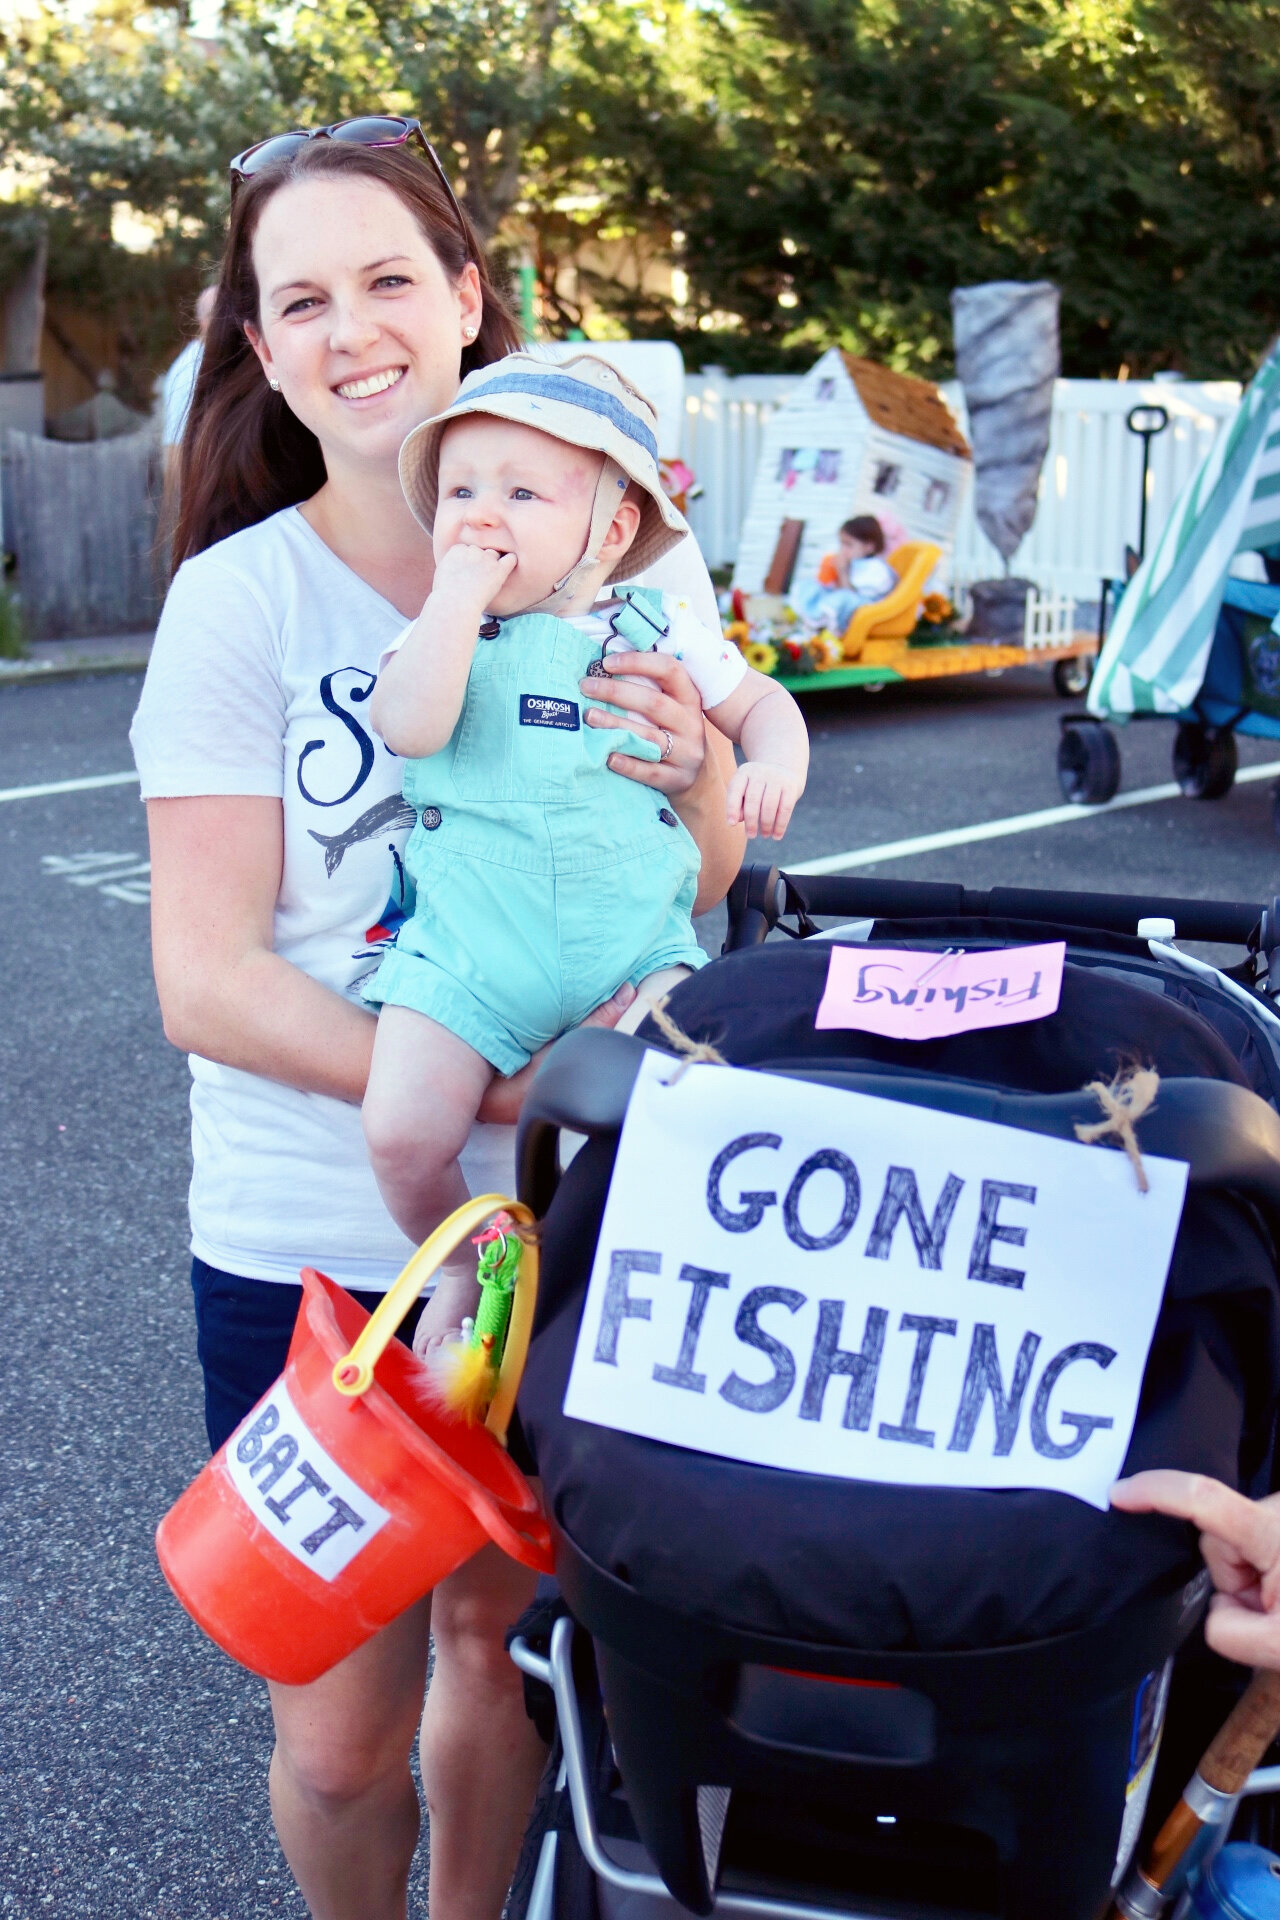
[308,795,418,876]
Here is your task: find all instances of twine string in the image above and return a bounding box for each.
[648,997,727,1081]
[1073,1066,1159,1193]
[646,1005,1157,1201]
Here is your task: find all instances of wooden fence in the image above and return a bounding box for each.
[0,428,165,639]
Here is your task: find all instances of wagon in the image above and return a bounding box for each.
[1057,339,1280,822]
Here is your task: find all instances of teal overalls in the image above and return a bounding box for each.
[365,589,707,1073]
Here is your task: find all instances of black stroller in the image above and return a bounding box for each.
[506,869,1280,1920]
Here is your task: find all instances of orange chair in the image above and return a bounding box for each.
[841,541,942,658]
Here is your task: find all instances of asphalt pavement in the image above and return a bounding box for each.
[3,662,1280,1918]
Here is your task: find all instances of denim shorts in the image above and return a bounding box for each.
[191,1258,424,1454]
[189,1258,535,1472]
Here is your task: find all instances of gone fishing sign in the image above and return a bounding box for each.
[563,1055,1188,1508]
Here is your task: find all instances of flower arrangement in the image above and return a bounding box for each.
[807,629,844,670]
[723,599,847,680]
[743,638,780,675]
[912,591,962,641]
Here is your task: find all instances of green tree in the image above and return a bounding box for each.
[655,0,1280,377]
[0,0,703,398]
[227,0,704,323]
[0,4,287,400]
[8,0,1280,390]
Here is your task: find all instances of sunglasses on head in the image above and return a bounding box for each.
[228,116,467,238]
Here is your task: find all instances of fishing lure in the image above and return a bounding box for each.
[430,1213,525,1422]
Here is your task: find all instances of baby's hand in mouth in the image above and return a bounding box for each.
[433,542,516,607]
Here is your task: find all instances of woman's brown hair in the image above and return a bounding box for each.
[173,140,520,564]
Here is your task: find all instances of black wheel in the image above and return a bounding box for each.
[1057,721,1121,804]
[1173,722,1237,799]
[1053,655,1094,697]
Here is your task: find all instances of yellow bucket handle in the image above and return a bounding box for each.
[330,1194,538,1446]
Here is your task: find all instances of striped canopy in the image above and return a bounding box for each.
[1089,341,1280,717]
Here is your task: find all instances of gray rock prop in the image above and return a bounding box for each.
[968,576,1035,642]
[951,281,1060,565]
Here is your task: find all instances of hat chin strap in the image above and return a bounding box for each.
[521,457,630,616]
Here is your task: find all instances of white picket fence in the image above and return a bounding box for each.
[680,368,1243,599]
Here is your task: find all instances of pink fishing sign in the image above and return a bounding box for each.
[815,942,1066,1041]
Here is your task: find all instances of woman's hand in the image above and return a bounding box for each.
[580,651,746,909]
[580,650,708,797]
[1111,1470,1280,1667]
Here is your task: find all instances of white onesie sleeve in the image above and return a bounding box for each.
[604,591,747,710]
[376,621,417,677]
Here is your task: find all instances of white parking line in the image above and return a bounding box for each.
[788,759,1280,876]
[12,758,1280,885]
[42,851,151,905]
[0,770,139,805]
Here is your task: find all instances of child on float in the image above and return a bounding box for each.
[362,353,809,1330]
[802,514,897,635]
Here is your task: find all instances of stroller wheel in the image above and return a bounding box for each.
[1057,719,1121,804]
[1053,655,1094,698]
[1173,723,1237,800]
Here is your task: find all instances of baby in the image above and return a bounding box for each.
[362,353,808,1327]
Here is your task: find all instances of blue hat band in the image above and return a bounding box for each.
[458,369,659,464]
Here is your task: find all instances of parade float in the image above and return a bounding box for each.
[726,299,1098,696]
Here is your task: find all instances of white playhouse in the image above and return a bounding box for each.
[732,348,972,598]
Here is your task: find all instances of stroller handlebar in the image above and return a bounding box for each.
[725,866,1268,951]
[516,1030,1280,1228]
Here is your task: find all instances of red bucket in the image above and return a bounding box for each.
[157,1198,551,1685]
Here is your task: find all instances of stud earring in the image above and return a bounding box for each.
[268,377,280,391]
[463,324,477,341]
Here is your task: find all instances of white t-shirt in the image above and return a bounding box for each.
[130,505,721,1288]
[160,338,203,447]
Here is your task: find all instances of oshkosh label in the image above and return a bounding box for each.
[520,694,580,731]
[221,1377,391,1581]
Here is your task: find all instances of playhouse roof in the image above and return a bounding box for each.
[839,353,971,460]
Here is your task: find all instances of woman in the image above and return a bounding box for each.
[131,125,744,1920]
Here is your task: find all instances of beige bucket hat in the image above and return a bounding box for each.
[398,352,690,607]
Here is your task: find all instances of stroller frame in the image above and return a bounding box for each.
[509,867,1280,1920]
[511,1617,863,1920]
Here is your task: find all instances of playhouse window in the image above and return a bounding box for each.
[814,449,841,484]
[873,462,901,497]
[816,378,837,401]
[778,447,826,486]
[923,477,953,515]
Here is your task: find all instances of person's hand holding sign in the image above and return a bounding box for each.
[1111,1471,1280,1668]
